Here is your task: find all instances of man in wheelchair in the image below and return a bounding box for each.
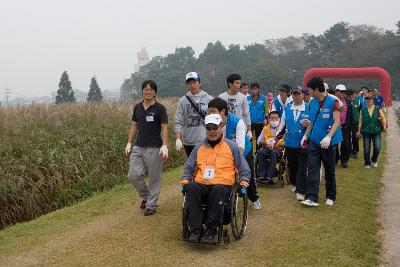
[181,114,251,244]
[256,111,285,184]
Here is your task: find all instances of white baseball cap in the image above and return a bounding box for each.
[185,72,200,82]
[336,84,346,91]
[324,83,329,90]
[204,114,222,126]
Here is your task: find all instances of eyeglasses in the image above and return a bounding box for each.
[205,124,219,131]
[365,97,372,100]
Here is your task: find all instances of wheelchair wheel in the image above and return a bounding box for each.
[230,185,248,240]
[223,229,230,244]
[182,196,190,240]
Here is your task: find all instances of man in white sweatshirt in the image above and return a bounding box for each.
[219,73,252,137]
[175,72,213,157]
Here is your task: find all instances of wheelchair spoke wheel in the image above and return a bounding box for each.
[231,194,248,240]
[182,197,190,240]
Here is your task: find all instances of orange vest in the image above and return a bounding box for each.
[194,139,236,186]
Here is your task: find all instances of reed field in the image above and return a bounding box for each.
[0,98,185,229]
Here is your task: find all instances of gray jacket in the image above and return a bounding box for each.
[174,91,213,146]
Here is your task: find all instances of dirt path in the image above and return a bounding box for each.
[380,102,400,266]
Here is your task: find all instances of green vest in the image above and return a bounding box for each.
[351,98,361,123]
[361,107,381,135]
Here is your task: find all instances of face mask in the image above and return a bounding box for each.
[270,121,279,128]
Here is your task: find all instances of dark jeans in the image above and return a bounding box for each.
[306,140,337,202]
[245,150,259,202]
[285,147,308,195]
[251,123,264,150]
[362,133,381,166]
[350,121,359,154]
[256,148,283,179]
[336,125,351,165]
[184,145,195,157]
[184,182,231,232]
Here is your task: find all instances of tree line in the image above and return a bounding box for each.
[55,71,103,104]
[121,21,400,99]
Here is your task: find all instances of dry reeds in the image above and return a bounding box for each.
[0,98,184,229]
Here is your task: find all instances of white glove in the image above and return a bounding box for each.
[247,131,253,139]
[125,143,132,157]
[320,136,331,149]
[175,139,183,151]
[300,135,308,148]
[159,145,169,159]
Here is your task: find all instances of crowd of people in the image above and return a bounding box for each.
[122,72,387,242]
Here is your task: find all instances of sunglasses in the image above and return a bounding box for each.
[365,97,373,100]
[205,124,219,131]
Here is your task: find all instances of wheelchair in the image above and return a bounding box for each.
[254,147,289,188]
[182,183,248,245]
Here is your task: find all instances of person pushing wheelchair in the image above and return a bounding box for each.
[181,114,251,244]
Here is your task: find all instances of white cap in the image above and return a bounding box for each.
[324,83,329,90]
[185,72,200,82]
[204,114,222,126]
[336,84,346,91]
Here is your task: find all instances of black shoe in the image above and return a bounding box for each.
[352,153,358,159]
[188,229,201,243]
[341,162,348,168]
[200,228,216,244]
[140,199,147,210]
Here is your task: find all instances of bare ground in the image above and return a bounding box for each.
[380,102,400,267]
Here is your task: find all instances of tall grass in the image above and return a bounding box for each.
[0,98,185,229]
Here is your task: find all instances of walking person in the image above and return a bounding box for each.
[219,73,252,137]
[248,82,267,149]
[334,84,352,168]
[348,89,362,158]
[301,77,342,207]
[356,93,386,168]
[125,80,169,216]
[175,72,213,157]
[283,87,310,201]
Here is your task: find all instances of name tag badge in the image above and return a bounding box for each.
[322,114,330,119]
[204,167,215,180]
[146,115,154,122]
[302,114,309,118]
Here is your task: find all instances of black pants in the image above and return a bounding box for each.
[185,182,231,232]
[184,145,195,157]
[307,140,337,202]
[285,147,308,195]
[251,123,264,151]
[245,150,259,203]
[350,121,359,154]
[336,125,351,165]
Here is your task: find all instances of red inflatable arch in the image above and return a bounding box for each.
[302,67,392,106]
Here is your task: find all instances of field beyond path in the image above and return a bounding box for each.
[0,134,385,266]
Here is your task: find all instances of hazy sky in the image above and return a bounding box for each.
[0,0,399,98]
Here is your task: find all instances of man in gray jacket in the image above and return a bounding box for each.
[175,72,213,157]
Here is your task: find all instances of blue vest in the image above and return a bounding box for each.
[357,95,366,108]
[226,113,252,157]
[284,102,310,148]
[248,94,266,123]
[309,95,342,146]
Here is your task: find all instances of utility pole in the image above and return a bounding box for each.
[4,89,11,108]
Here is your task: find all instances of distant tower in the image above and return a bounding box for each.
[134,47,150,72]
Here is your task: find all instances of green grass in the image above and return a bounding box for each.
[0,139,385,266]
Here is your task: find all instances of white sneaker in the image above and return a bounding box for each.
[365,165,371,169]
[372,162,378,168]
[301,199,319,207]
[296,193,305,201]
[325,199,334,206]
[291,185,296,192]
[252,199,261,210]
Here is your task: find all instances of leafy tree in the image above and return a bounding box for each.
[55,71,76,104]
[87,76,103,102]
[396,20,400,35]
